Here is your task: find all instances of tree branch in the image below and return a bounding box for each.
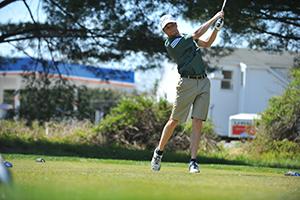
[0,0,19,9]
[0,23,113,44]
[250,25,300,41]
[257,10,300,27]
[22,0,37,23]
[45,0,107,51]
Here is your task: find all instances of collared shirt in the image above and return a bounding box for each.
[165,34,206,76]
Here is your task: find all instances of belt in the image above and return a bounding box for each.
[181,74,207,79]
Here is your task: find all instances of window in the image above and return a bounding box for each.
[3,90,15,105]
[221,70,233,90]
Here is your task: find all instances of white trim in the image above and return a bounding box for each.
[170,37,182,48]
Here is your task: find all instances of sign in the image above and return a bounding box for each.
[228,113,260,138]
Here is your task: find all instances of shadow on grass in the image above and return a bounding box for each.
[1,139,299,169]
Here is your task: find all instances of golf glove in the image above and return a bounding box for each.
[214,18,224,31]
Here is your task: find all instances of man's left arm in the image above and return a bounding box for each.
[197,29,218,48]
[192,11,224,40]
[197,18,224,48]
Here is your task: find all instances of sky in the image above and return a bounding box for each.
[0,0,221,96]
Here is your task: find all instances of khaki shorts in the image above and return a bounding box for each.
[170,77,210,123]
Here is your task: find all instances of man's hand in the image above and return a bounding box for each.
[214,11,224,31]
[213,11,224,20]
[192,11,224,40]
[214,11,224,20]
[214,18,224,31]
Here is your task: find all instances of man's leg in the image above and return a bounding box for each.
[190,118,203,159]
[158,119,178,151]
[151,118,178,171]
[189,118,203,173]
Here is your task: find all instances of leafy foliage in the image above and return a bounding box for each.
[174,0,300,52]
[19,74,124,124]
[0,0,169,69]
[93,96,170,149]
[258,68,300,142]
[93,95,220,152]
[176,119,221,153]
[245,68,300,161]
[77,88,125,122]
[19,77,77,123]
[0,0,298,70]
[0,119,94,144]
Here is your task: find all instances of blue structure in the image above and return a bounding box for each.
[0,57,135,87]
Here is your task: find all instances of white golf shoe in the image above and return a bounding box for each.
[189,161,200,173]
[151,149,163,171]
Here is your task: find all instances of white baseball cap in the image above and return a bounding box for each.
[160,14,176,30]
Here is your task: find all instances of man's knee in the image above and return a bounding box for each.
[192,118,203,128]
[192,118,203,123]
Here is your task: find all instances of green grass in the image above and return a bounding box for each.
[2,139,300,169]
[1,154,300,200]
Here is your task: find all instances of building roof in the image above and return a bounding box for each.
[210,48,297,68]
[0,57,134,85]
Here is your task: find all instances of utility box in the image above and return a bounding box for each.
[228,113,261,139]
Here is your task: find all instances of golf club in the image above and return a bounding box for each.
[221,0,227,11]
[215,0,227,29]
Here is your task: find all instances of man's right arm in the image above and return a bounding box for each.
[192,11,224,40]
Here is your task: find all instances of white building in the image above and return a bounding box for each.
[157,49,297,137]
[0,57,135,117]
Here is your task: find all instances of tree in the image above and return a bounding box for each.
[172,0,299,52]
[19,73,78,123]
[1,0,298,124]
[0,0,168,69]
[77,88,125,122]
[19,75,125,123]
[0,0,298,69]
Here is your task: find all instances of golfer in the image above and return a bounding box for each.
[151,11,224,173]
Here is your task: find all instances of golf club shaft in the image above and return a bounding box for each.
[221,0,227,11]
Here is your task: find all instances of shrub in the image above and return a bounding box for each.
[93,95,221,152]
[246,137,300,161]
[77,88,124,121]
[19,81,77,124]
[0,119,94,145]
[247,67,300,159]
[18,76,124,124]
[93,96,170,149]
[258,68,300,142]
[171,119,221,153]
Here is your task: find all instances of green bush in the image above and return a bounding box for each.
[93,95,221,152]
[93,96,171,149]
[18,75,124,124]
[259,68,300,142]
[77,88,125,121]
[174,119,221,153]
[20,80,77,124]
[0,119,94,145]
[247,67,300,160]
[246,138,300,163]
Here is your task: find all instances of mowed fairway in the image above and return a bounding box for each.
[1,154,300,200]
